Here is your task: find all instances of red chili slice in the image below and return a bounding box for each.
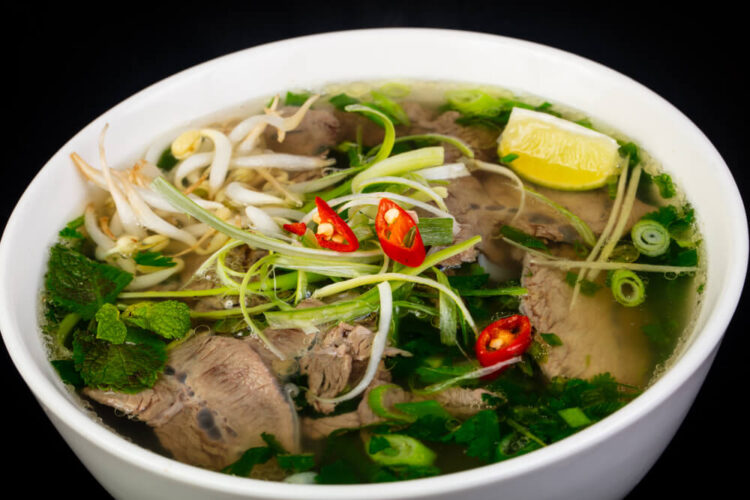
[283,222,307,236]
[313,196,359,252]
[374,198,426,267]
[475,314,532,378]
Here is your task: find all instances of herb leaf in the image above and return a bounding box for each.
[121,301,191,340]
[95,303,127,344]
[45,244,133,320]
[134,250,176,268]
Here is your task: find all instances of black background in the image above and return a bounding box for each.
[2,2,747,498]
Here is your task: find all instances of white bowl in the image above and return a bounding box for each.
[0,29,746,500]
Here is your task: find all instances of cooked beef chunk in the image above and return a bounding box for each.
[519,255,651,386]
[85,335,299,470]
[264,107,340,156]
[445,172,653,267]
[299,322,375,414]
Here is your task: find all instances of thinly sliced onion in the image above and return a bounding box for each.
[419,356,522,394]
[311,272,477,334]
[225,182,286,206]
[125,259,185,290]
[415,163,471,181]
[315,281,393,405]
[230,153,335,170]
[355,176,449,211]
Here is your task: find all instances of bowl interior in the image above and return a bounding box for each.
[0,29,746,498]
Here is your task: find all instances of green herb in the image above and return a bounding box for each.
[222,447,273,477]
[329,93,360,111]
[653,173,676,198]
[277,453,316,473]
[261,432,288,454]
[51,359,85,388]
[121,301,191,340]
[316,459,360,484]
[499,225,548,251]
[157,147,179,171]
[540,333,563,346]
[72,326,167,393]
[575,118,594,129]
[285,91,311,106]
[501,153,519,163]
[617,141,640,168]
[370,90,410,126]
[95,303,127,344]
[368,435,392,454]
[417,218,454,247]
[451,410,500,463]
[45,244,133,320]
[59,215,85,239]
[134,250,176,268]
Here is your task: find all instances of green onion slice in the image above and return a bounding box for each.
[631,219,670,257]
[610,269,646,307]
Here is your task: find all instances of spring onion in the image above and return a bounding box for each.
[351,147,445,193]
[368,134,475,160]
[631,219,670,257]
[609,269,646,307]
[367,384,415,423]
[365,434,436,467]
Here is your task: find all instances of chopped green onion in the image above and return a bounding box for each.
[445,89,501,116]
[351,147,445,193]
[610,269,646,307]
[370,90,410,126]
[417,218,454,247]
[367,384,415,423]
[368,133,474,160]
[434,268,457,346]
[365,434,436,467]
[631,219,670,257]
[557,407,591,428]
[345,104,396,165]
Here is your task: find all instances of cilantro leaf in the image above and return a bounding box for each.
[95,303,127,344]
[284,91,311,106]
[133,250,176,268]
[277,453,316,473]
[618,141,640,168]
[72,326,167,393]
[157,147,179,171]
[452,410,500,462]
[222,447,273,477]
[653,174,676,198]
[499,225,548,251]
[45,244,133,320]
[122,301,191,340]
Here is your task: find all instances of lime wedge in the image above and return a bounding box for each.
[498,108,620,190]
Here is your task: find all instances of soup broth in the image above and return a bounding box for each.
[41,81,703,483]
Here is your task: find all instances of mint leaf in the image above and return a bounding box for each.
[95,303,127,344]
[122,301,191,340]
[134,250,175,268]
[277,453,316,473]
[72,326,167,393]
[51,359,84,388]
[45,244,133,320]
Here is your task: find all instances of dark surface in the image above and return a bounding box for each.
[2,3,746,498]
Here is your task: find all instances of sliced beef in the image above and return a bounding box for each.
[85,335,299,470]
[519,255,651,386]
[301,382,501,441]
[445,171,654,267]
[405,106,500,162]
[264,107,340,156]
[299,322,376,413]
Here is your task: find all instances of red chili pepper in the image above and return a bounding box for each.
[375,198,426,267]
[313,196,359,252]
[475,314,532,378]
[283,222,307,236]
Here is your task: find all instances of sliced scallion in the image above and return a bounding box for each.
[610,269,646,307]
[631,219,670,257]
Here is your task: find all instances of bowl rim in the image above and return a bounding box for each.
[1,27,747,498]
